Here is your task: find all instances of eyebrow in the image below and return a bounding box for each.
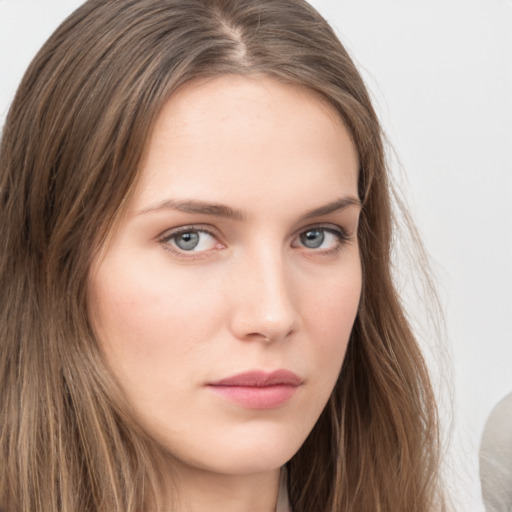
[137,196,361,220]
[138,199,245,220]
[299,196,361,220]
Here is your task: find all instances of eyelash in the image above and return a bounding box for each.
[158,225,220,258]
[157,224,352,258]
[293,225,352,256]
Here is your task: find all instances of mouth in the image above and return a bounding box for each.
[207,370,303,409]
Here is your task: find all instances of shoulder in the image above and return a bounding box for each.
[479,392,512,511]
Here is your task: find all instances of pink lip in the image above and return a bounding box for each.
[207,370,303,409]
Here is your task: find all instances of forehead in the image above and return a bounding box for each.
[129,75,359,216]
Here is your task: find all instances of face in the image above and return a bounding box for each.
[88,76,362,477]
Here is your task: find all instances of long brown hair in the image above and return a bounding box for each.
[0,0,445,510]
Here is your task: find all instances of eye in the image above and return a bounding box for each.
[292,226,348,251]
[160,228,219,253]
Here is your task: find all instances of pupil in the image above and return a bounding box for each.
[176,231,199,250]
[301,229,324,248]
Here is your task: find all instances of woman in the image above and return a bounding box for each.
[0,0,445,511]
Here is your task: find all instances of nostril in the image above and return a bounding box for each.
[240,321,295,344]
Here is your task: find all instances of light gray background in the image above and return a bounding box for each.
[1,1,511,510]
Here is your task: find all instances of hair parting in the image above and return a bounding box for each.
[0,1,446,511]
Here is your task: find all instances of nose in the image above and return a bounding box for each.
[228,248,298,343]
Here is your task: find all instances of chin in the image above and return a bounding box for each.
[177,449,294,476]
[154,420,310,476]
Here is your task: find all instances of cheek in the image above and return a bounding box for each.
[293,259,361,440]
[304,265,361,353]
[302,266,361,406]
[278,264,361,446]
[87,256,224,383]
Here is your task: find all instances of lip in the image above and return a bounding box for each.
[207,370,303,409]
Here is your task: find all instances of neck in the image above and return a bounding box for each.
[168,464,282,512]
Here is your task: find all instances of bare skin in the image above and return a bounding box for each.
[88,75,361,512]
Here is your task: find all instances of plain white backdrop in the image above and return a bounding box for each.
[1,1,511,510]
